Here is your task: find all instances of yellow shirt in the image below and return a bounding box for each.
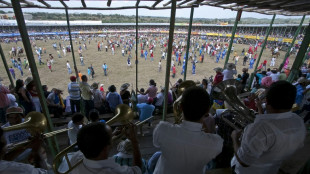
[80,82,93,100]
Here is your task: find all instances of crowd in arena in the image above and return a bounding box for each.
[0,22,310,174]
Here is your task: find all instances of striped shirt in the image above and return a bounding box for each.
[68,82,81,100]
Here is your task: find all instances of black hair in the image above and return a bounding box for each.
[202,79,208,85]
[89,109,100,122]
[15,79,24,94]
[109,85,116,92]
[42,85,47,91]
[77,122,111,159]
[266,81,296,110]
[72,113,84,123]
[140,88,145,93]
[149,79,156,86]
[181,86,210,122]
[81,75,87,81]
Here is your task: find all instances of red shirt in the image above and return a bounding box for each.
[172,66,176,74]
[263,60,267,65]
[213,72,223,85]
[0,85,10,108]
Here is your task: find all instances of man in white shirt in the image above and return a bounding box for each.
[231,81,306,174]
[0,127,47,174]
[269,69,280,82]
[70,122,142,174]
[68,113,84,145]
[153,87,223,174]
[66,60,72,74]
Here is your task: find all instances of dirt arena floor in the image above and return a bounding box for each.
[0,36,292,96]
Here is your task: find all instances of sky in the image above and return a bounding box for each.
[0,0,305,19]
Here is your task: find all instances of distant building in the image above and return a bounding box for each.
[0,13,32,20]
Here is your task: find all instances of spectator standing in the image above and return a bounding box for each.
[80,75,94,120]
[68,76,81,114]
[0,79,10,124]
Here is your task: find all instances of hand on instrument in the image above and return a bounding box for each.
[231,130,242,144]
[125,123,138,143]
[27,133,45,152]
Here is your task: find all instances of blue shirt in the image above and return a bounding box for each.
[296,84,305,107]
[256,73,266,84]
[106,92,123,111]
[136,103,155,121]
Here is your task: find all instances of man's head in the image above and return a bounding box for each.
[109,85,116,92]
[266,81,296,112]
[81,75,87,82]
[140,88,145,93]
[181,86,210,122]
[77,122,112,160]
[72,113,84,125]
[89,109,100,122]
[6,106,24,125]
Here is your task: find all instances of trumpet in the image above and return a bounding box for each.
[52,104,139,174]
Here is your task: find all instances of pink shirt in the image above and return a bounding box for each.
[0,85,10,108]
[146,85,158,98]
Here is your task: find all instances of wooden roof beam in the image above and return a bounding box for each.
[38,0,51,8]
[136,0,140,7]
[177,0,191,6]
[20,0,34,6]
[0,0,11,6]
[152,0,162,8]
[59,0,68,9]
[107,0,112,7]
[81,0,86,8]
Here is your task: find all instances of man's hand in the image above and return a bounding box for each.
[231,130,242,145]
[125,123,138,143]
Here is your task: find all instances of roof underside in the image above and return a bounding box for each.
[0,0,309,16]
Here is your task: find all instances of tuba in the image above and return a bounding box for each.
[173,80,196,124]
[211,79,256,130]
[52,104,135,174]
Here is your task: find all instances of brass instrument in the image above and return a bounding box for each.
[3,112,72,152]
[52,104,136,174]
[173,80,196,124]
[211,79,256,130]
[3,111,47,135]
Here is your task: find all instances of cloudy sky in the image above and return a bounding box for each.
[1,0,305,19]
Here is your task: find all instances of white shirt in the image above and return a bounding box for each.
[270,72,280,82]
[155,92,164,106]
[232,112,306,174]
[0,160,47,174]
[66,62,71,69]
[137,94,148,104]
[223,69,237,81]
[68,120,82,145]
[153,121,223,174]
[70,151,141,174]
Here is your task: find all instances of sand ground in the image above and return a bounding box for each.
[0,36,291,96]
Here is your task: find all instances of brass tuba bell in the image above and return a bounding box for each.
[211,79,255,130]
[173,80,196,124]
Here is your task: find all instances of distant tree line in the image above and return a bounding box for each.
[1,11,309,25]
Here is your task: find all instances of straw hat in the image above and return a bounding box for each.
[6,106,24,116]
[120,83,130,91]
[24,77,33,86]
[100,84,104,87]
[226,63,236,70]
[213,67,223,72]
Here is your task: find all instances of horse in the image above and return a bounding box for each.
[271,47,280,58]
[17,48,24,56]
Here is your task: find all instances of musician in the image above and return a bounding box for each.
[152,87,223,174]
[70,122,142,174]
[231,81,306,174]
[0,127,47,174]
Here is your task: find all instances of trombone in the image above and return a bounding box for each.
[52,104,146,174]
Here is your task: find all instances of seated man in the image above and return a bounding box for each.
[70,122,142,174]
[1,106,30,145]
[231,81,306,174]
[47,88,64,118]
[106,85,123,113]
[153,87,223,174]
[0,127,47,173]
[68,113,84,145]
[136,98,155,121]
[137,88,148,104]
